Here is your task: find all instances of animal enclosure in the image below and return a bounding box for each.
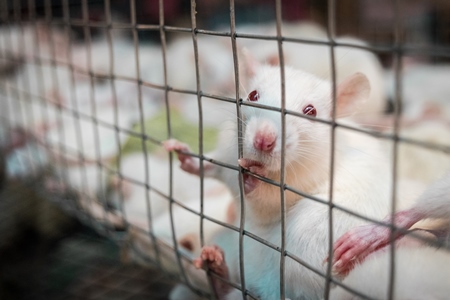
[0,0,449,299]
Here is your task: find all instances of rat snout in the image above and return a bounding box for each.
[253,132,276,152]
[253,122,277,153]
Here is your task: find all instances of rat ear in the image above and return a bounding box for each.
[266,54,280,66]
[238,48,260,95]
[335,72,370,117]
[240,47,260,79]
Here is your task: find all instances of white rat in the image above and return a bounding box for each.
[165,54,409,299]
[330,172,450,299]
[0,24,68,64]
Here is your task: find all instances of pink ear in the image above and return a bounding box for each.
[266,54,280,66]
[335,73,370,117]
[240,47,260,78]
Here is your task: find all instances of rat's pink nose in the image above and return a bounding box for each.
[253,131,276,152]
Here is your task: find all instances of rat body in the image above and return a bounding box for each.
[330,246,450,300]
[166,58,411,299]
[330,172,450,299]
[331,172,450,276]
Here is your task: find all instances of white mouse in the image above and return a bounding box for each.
[165,53,408,299]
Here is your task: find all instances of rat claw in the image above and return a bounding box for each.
[193,258,203,269]
[333,260,342,269]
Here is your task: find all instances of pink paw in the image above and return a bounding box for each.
[193,245,225,271]
[331,223,391,276]
[331,209,422,276]
[163,139,190,153]
[193,245,231,299]
[162,139,199,175]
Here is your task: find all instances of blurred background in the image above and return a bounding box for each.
[0,0,449,299]
[4,0,448,59]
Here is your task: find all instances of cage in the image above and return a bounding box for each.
[0,0,449,299]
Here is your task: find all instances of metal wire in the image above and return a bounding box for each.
[82,0,112,237]
[60,0,93,227]
[102,0,127,239]
[388,0,404,298]
[0,1,449,299]
[13,0,41,176]
[188,0,205,264]
[229,0,248,298]
[273,0,287,299]
[2,1,35,177]
[324,0,337,298]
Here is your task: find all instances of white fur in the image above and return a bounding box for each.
[330,172,450,299]
[0,24,68,63]
[413,172,450,220]
[190,63,411,299]
[330,246,450,299]
[385,64,450,119]
[119,154,234,296]
[398,121,450,185]
[116,153,233,245]
[166,35,234,97]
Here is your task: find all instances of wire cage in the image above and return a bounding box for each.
[0,0,449,299]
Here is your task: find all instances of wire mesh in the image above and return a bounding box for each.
[0,0,449,299]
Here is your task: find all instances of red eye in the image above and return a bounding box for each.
[303,104,317,117]
[248,90,259,101]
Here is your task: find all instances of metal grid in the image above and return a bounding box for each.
[0,0,449,299]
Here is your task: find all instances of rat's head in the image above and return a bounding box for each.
[240,50,370,173]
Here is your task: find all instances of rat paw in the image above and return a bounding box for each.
[194,245,231,299]
[194,245,226,271]
[163,139,200,175]
[331,223,392,276]
[163,139,190,153]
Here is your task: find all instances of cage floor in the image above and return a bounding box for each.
[0,229,177,300]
